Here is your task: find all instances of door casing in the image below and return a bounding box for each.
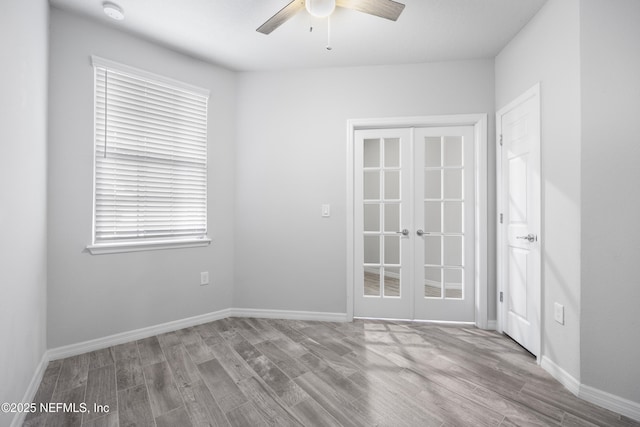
[346,114,488,328]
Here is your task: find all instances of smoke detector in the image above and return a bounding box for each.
[103,2,124,20]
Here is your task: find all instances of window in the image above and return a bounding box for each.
[87,57,210,254]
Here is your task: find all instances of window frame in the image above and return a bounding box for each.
[86,56,211,255]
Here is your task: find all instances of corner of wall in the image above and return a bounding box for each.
[0,1,50,426]
[495,0,582,382]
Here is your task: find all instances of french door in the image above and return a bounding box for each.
[354,126,475,322]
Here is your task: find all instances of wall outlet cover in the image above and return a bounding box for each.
[554,302,564,325]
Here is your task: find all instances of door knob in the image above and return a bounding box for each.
[396,229,409,236]
[416,229,429,236]
[516,233,537,242]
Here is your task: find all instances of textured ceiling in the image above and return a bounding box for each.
[50,0,547,71]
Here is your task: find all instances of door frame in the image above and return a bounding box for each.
[495,83,541,357]
[346,114,489,328]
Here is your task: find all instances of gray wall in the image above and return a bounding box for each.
[580,0,640,403]
[497,0,640,404]
[5,1,639,419]
[495,0,582,380]
[0,0,49,424]
[234,61,496,316]
[47,9,237,348]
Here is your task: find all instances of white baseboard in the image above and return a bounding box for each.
[10,352,49,427]
[580,383,640,422]
[486,319,497,330]
[540,355,581,395]
[47,307,347,361]
[48,308,232,361]
[355,316,475,326]
[232,308,348,323]
[541,356,640,422]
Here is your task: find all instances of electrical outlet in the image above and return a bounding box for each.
[554,302,564,325]
[200,271,209,286]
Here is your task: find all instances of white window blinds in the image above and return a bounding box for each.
[91,57,209,250]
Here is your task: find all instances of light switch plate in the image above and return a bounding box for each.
[321,204,330,217]
[554,302,564,325]
[200,271,209,286]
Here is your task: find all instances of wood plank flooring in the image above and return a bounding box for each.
[23,318,639,427]
[364,271,462,299]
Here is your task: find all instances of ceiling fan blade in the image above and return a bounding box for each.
[336,0,405,21]
[257,0,305,34]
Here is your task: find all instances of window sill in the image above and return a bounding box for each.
[86,238,211,255]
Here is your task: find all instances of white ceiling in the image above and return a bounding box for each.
[49,0,547,71]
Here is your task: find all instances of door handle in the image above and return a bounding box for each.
[516,233,537,242]
[396,229,409,236]
[416,229,429,236]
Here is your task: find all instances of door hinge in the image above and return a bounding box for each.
[499,213,503,224]
[500,292,503,303]
[499,134,503,146]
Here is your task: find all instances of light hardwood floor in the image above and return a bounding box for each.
[23,318,639,427]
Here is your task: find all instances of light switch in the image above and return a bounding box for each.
[200,271,209,286]
[321,204,331,217]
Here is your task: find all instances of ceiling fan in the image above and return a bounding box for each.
[257,0,406,35]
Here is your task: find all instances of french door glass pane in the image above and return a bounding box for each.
[384,267,400,297]
[424,236,441,265]
[443,136,463,167]
[384,138,400,167]
[384,203,400,232]
[424,201,441,232]
[424,170,441,199]
[443,169,463,199]
[364,268,381,296]
[425,137,441,167]
[384,236,400,265]
[363,235,380,264]
[443,201,463,233]
[363,139,380,167]
[444,268,463,299]
[443,235,463,266]
[364,171,380,200]
[384,171,400,200]
[364,204,380,232]
[424,267,442,298]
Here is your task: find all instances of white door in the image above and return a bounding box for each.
[354,128,413,319]
[414,127,475,322]
[497,85,541,355]
[354,126,475,322]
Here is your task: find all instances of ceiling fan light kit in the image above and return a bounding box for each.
[305,0,336,17]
